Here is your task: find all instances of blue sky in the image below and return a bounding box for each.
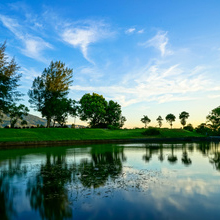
[1,0,220,128]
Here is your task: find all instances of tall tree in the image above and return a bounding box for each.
[105,100,126,128]
[206,106,220,131]
[78,93,126,128]
[28,61,75,127]
[165,113,176,129]
[51,98,77,126]
[156,115,163,128]
[179,111,190,127]
[0,42,22,121]
[141,115,151,128]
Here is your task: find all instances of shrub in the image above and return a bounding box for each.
[195,123,213,136]
[4,125,10,129]
[142,127,160,136]
[107,125,119,130]
[183,124,194,132]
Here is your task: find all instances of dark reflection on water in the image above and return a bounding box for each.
[0,142,220,220]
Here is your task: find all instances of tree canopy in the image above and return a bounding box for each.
[165,113,176,129]
[140,115,151,128]
[28,61,75,127]
[78,93,126,128]
[156,116,163,128]
[0,42,22,121]
[206,106,220,131]
[179,111,190,127]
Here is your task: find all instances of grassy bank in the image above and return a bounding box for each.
[0,128,205,143]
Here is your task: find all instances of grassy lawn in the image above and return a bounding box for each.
[0,128,205,142]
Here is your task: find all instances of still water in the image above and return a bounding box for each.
[0,142,220,220]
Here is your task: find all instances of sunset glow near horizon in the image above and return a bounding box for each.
[1,0,220,128]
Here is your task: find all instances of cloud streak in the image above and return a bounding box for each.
[0,14,52,62]
[71,63,212,107]
[141,31,172,56]
[125,28,136,34]
[60,20,114,63]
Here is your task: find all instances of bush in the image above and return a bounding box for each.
[4,125,10,129]
[107,125,119,130]
[142,127,160,136]
[183,124,194,132]
[195,123,213,136]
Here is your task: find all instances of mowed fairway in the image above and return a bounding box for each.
[0,128,205,142]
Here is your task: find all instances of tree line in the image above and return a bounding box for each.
[0,42,126,129]
[1,41,220,132]
[141,111,190,129]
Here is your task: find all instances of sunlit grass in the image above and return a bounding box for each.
[0,127,205,143]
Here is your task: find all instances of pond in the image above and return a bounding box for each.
[0,142,220,220]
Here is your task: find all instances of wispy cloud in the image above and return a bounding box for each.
[71,63,212,107]
[125,28,136,34]
[125,28,144,34]
[137,29,144,34]
[141,31,172,56]
[0,14,52,62]
[60,20,114,63]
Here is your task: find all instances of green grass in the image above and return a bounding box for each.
[0,127,205,143]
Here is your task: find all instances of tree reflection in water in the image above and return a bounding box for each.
[0,157,26,220]
[181,144,192,166]
[25,145,126,219]
[142,144,163,163]
[1,142,220,220]
[167,144,178,164]
[78,146,126,188]
[208,142,220,171]
[26,153,73,220]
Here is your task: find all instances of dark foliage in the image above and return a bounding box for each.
[142,127,160,136]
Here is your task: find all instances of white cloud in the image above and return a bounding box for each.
[125,28,136,34]
[70,63,212,107]
[61,21,114,63]
[137,29,144,34]
[0,14,52,62]
[21,36,52,61]
[141,31,173,56]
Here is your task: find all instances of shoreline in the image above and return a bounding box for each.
[0,136,219,149]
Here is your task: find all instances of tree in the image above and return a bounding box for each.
[156,115,163,128]
[141,115,151,128]
[51,98,77,126]
[165,113,176,129]
[119,116,127,128]
[8,104,29,128]
[105,100,126,128]
[179,111,190,127]
[79,93,107,128]
[0,42,22,121]
[78,93,126,128]
[206,106,220,131]
[28,61,75,127]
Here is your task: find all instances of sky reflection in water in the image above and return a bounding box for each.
[0,142,220,220]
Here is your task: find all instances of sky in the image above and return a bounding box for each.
[1,0,220,128]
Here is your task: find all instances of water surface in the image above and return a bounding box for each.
[0,142,220,219]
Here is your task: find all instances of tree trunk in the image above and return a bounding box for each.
[47,117,51,128]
